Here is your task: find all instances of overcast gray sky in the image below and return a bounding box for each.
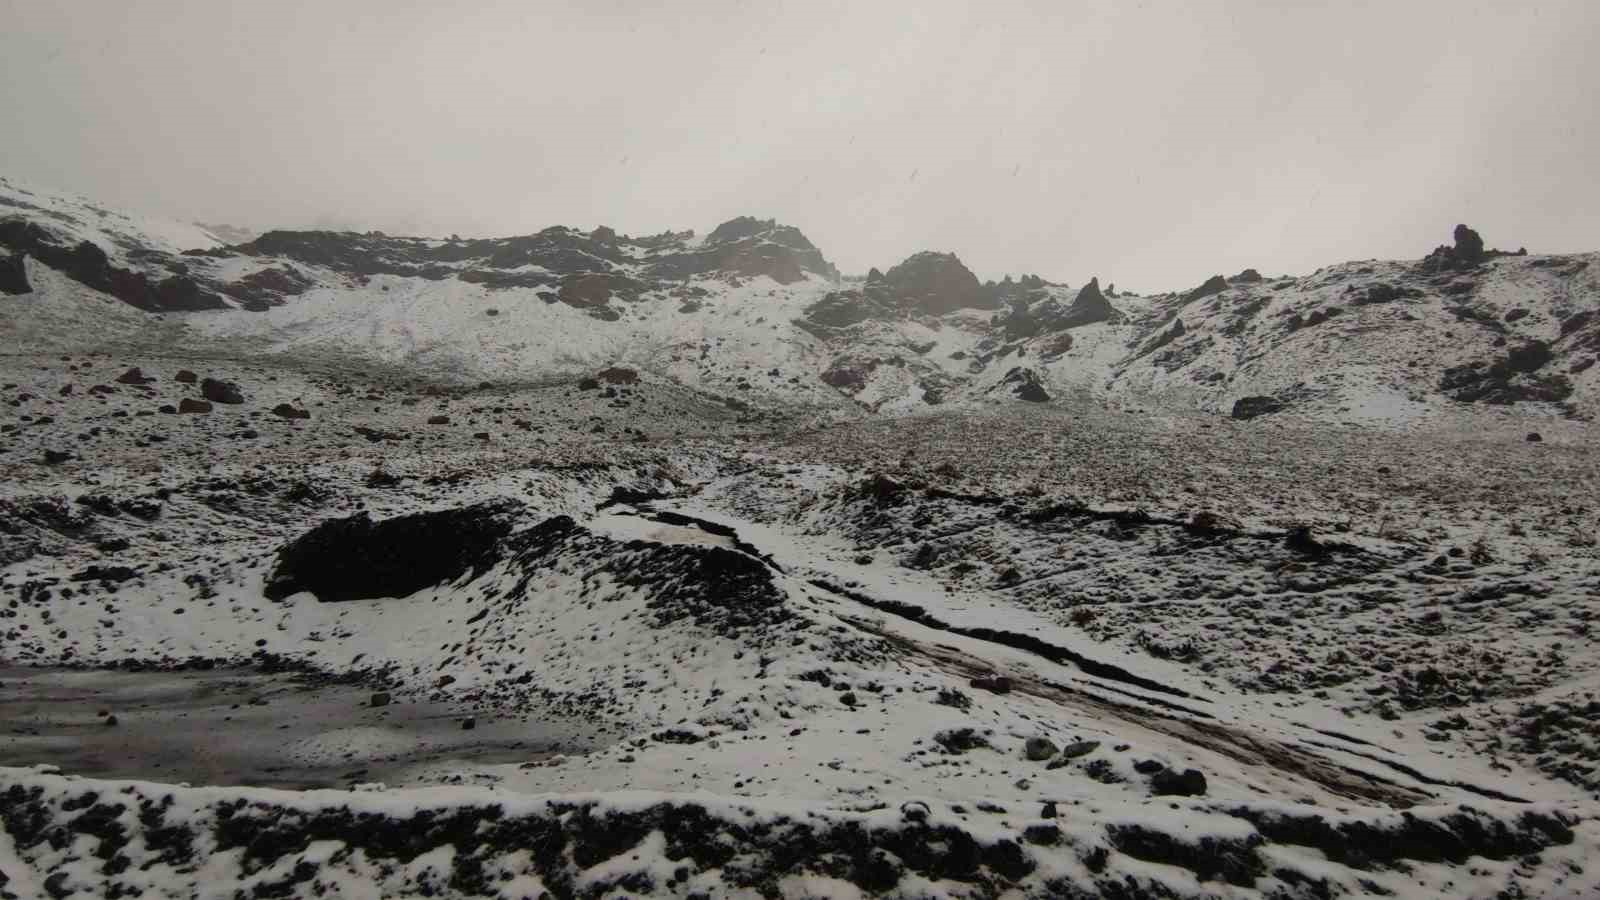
[3,0,1597,290]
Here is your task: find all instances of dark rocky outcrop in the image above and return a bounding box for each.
[647,217,838,285]
[0,221,228,311]
[1184,275,1229,303]
[1420,223,1520,272]
[1007,277,1121,339]
[218,265,315,311]
[1229,268,1263,284]
[0,251,30,295]
[800,289,898,331]
[997,367,1050,402]
[201,378,244,404]
[557,273,645,310]
[1231,396,1285,420]
[879,252,993,315]
[264,501,521,602]
[1439,341,1572,404]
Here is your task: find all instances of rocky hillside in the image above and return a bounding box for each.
[3,175,1597,425]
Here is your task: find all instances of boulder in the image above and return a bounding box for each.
[596,366,639,385]
[201,378,244,404]
[174,370,197,383]
[178,398,212,414]
[1024,737,1059,761]
[271,403,310,420]
[1150,768,1208,796]
[115,367,153,385]
[427,415,450,425]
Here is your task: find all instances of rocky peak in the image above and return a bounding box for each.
[1184,274,1230,303]
[1421,223,1524,272]
[880,251,993,316]
[651,216,837,285]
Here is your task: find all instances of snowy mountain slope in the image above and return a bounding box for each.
[3,179,1600,898]
[5,177,1597,424]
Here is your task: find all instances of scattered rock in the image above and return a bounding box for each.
[115,367,153,385]
[1526,432,1543,443]
[427,415,450,425]
[596,367,639,385]
[969,674,1012,695]
[370,692,391,708]
[1056,740,1100,760]
[271,403,310,420]
[1150,768,1208,796]
[41,449,73,465]
[201,378,244,404]
[461,717,476,731]
[1024,737,1058,761]
[174,369,198,383]
[178,398,212,414]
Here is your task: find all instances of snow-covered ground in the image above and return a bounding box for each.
[2,181,1597,898]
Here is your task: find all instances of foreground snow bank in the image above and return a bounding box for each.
[1,769,1592,899]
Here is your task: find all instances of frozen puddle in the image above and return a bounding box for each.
[0,667,583,789]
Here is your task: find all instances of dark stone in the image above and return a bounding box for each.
[200,378,244,404]
[178,398,212,414]
[174,370,197,383]
[263,500,520,602]
[370,692,391,708]
[1150,768,1208,796]
[427,415,450,425]
[1453,224,1485,264]
[1024,737,1058,761]
[596,367,639,385]
[1526,432,1543,443]
[115,367,153,385]
[1229,268,1263,284]
[41,449,73,465]
[271,403,310,420]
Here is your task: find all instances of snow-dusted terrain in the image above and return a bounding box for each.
[2,179,1597,898]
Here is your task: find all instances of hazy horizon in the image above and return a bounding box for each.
[4,1,1598,292]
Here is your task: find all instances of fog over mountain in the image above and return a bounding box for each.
[4,1,1598,289]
